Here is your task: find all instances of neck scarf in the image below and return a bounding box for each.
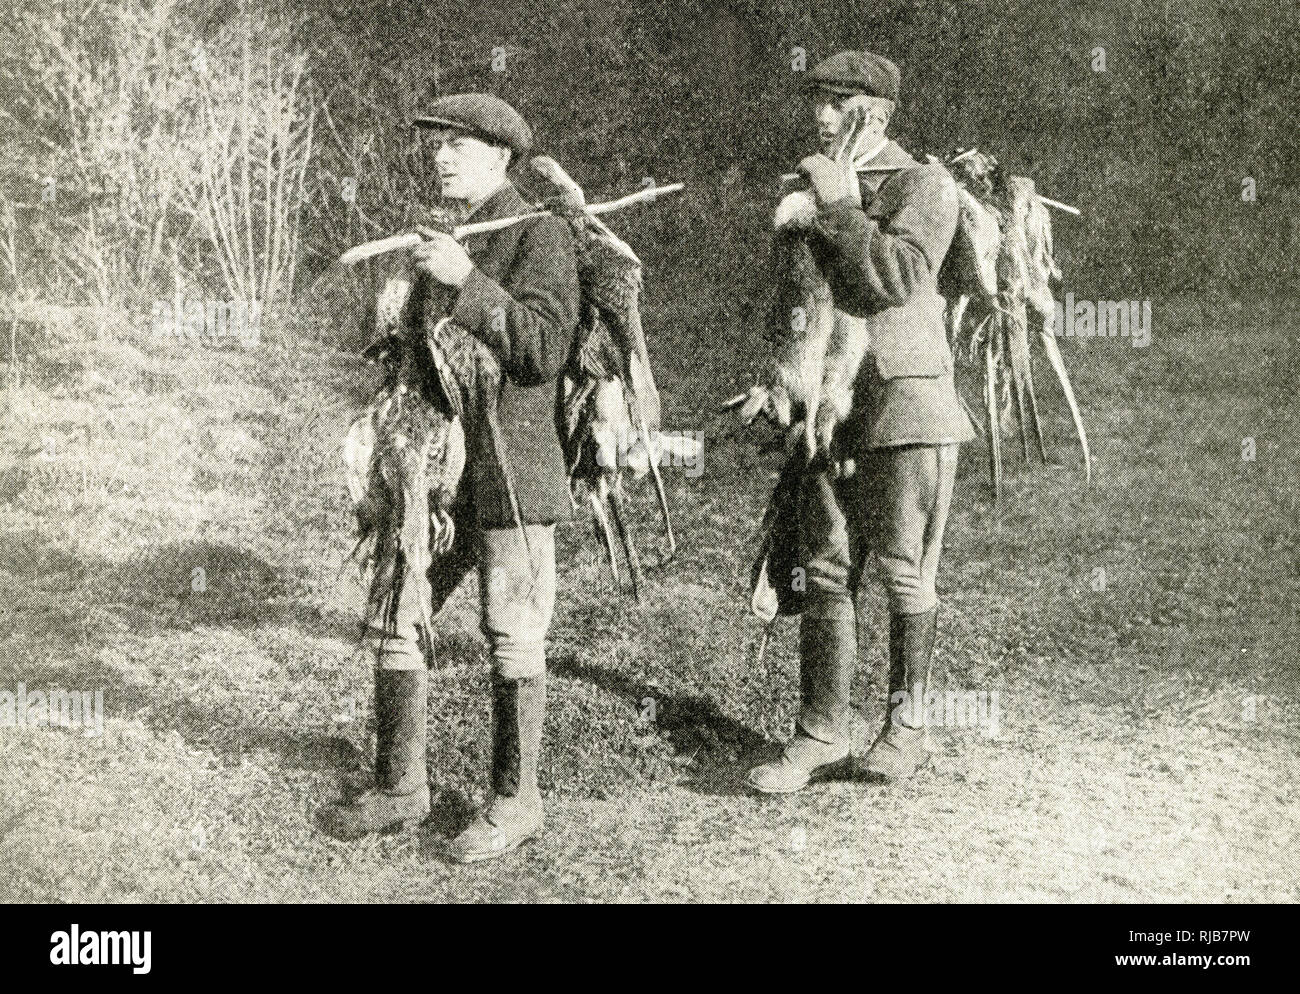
[851,137,889,172]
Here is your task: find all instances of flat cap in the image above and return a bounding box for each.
[805,50,900,104]
[413,93,533,159]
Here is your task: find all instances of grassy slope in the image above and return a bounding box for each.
[1,277,1297,902]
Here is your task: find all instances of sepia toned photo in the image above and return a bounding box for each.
[0,0,1295,921]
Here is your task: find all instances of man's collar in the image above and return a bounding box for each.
[462,179,523,222]
[857,138,918,172]
[851,137,888,170]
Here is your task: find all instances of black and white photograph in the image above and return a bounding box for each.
[0,0,1295,929]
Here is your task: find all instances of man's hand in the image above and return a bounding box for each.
[411,231,474,287]
[737,384,770,424]
[731,384,793,427]
[797,153,857,207]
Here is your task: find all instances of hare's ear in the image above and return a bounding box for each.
[832,103,868,164]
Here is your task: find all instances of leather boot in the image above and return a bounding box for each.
[323,668,430,840]
[859,608,936,779]
[450,672,545,862]
[747,614,854,793]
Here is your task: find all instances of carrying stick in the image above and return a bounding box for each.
[339,183,685,266]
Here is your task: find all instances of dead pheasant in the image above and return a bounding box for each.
[941,149,1091,503]
[532,156,696,599]
[343,211,528,646]
[559,347,645,598]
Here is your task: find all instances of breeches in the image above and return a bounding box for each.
[364,523,556,679]
[799,443,958,619]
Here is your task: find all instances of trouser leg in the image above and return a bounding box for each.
[324,518,473,840]
[747,470,860,793]
[867,443,957,617]
[363,514,476,672]
[477,524,556,680]
[860,444,958,778]
[365,525,471,773]
[450,524,553,861]
[797,467,865,746]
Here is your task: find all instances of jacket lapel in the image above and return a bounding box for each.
[859,139,917,173]
[458,181,531,278]
[857,139,920,207]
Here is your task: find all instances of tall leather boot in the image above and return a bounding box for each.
[747,614,855,793]
[323,668,430,840]
[858,608,936,779]
[449,672,545,862]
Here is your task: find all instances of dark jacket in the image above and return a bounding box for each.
[448,181,580,527]
[810,140,974,448]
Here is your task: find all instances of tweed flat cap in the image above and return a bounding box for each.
[413,93,533,159]
[805,50,900,104]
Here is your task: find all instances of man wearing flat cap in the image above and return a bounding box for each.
[746,51,974,793]
[327,93,581,862]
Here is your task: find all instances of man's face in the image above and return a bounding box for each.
[812,96,848,156]
[429,130,509,203]
[809,93,889,157]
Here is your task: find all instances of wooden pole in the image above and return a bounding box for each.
[338,182,685,266]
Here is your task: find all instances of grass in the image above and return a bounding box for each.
[1,273,1297,903]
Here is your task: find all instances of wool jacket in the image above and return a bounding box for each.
[448,180,581,527]
[810,140,974,448]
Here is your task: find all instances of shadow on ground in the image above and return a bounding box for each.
[0,530,369,770]
[549,650,772,798]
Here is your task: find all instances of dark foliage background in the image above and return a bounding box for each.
[2,0,1294,308]
[298,0,1298,299]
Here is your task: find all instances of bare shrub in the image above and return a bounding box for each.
[186,24,315,312]
[0,1,313,314]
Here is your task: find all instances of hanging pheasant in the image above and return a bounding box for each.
[940,149,1091,504]
[531,156,696,599]
[343,209,528,649]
